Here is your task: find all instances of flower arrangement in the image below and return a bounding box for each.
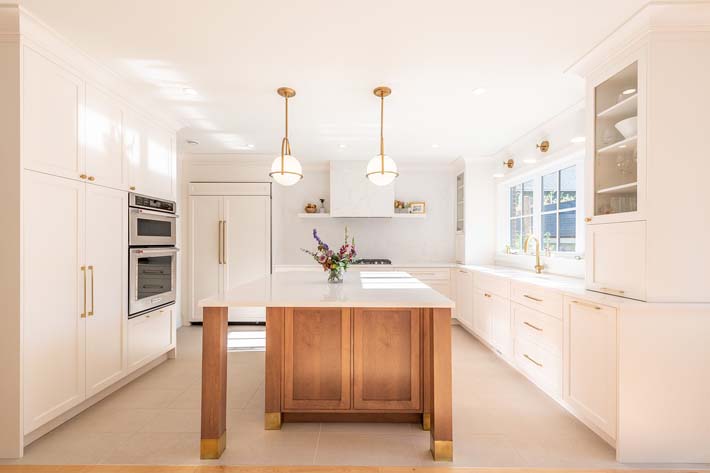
[302,227,358,283]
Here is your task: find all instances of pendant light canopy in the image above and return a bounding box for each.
[269,87,303,186]
[366,86,399,186]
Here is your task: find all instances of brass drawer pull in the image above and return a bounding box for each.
[600,287,625,295]
[571,300,602,310]
[524,354,543,367]
[523,321,543,332]
[484,293,492,298]
[523,294,543,303]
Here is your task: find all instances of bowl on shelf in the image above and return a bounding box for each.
[614,116,638,139]
[304,203,318,213]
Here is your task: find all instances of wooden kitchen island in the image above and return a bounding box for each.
[198,271,455,462]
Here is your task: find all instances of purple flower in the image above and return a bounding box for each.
[312,228,328,251]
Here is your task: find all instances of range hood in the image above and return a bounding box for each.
[329,161,394,217]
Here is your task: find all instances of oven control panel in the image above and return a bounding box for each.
[130,193,176,214]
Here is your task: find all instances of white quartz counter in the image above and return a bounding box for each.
[199,271,456,309]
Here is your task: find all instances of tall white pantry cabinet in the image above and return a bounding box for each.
[0,6,179,458]
[189,182,272,323]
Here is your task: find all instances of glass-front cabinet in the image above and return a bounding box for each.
[456,172,464,233]
[588,53,645,224]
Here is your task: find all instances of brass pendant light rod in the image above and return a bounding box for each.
[277,87,295,174]
[374,86,391,174]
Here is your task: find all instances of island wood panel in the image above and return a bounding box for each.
[200,306,228,459]
[283,307,351,410]
[264,307,284,429]
[353,308,421,410]
[429,307,453,461]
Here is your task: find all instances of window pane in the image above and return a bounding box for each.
[560,166,577,210]
[542,213,558,252]
[559,210,576,251]
[510,184,522,217]
[542,172,558,212]
[522,180,534,216]
[522,216,533,244]
[510,218,522,250]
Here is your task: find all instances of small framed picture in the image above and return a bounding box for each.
[409,202,426,214]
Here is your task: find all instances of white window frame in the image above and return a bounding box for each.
[497,151,585,259]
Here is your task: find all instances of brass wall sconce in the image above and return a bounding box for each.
[502,158,515,169]
[536,140,550,153]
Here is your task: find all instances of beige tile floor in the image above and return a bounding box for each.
[3,324,706,468]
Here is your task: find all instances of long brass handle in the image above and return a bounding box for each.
[600,287,625,295]
[80,266,87,318]
[523,321,543,331]
[523,294,543,302]
[222,220,227,264]
[571,300,602,310]
[218,221,224,264]
[524,353,543,367]
[88,265,95,316]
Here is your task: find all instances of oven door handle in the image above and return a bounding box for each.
[130,208,177,219]
[131,248,180,256]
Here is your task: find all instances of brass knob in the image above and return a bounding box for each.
[79,174,87,179]
[130,186,136,191]
[88,176,95,181]
[584,217,592,223]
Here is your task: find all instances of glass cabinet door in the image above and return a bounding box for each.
[456,173,464,233]
[593,62,638,217]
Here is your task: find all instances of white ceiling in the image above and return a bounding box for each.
[20,0,655,162]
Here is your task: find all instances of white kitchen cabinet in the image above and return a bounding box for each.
[128,307,174,370]
[125,111,175,200]
[514,335,562,399]
[454,269,473,328]
[22,171,86,432]
[472,289,492,340]
[489,294,512,359]
[22,46,85,181]
[586,221,646,301]
[564,297,618,442]
[189,183,272,322]
[85,85,127,190]
[512,302,562,357]
[84,185,127,396]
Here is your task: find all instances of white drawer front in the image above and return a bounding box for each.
[399,268,450,281]
[128,307,173,369]
[511,281,563,319]
[512,303,562,356]
[515,336,562,398]
[473,272,510,298]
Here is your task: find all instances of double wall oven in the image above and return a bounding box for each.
[129,193,178,318]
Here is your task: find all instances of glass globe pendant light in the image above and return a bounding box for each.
[269,87,303,186]
[366,86,399,186]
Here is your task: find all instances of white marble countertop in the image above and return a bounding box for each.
[199,271,456,309]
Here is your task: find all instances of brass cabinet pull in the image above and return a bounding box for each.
[584,217,592,223]
[571,300,602,310]
[80,174,87,180]
[80,266,87,318]
[218,221,224,264]
[222,220,227,264]
[523,321,543,331]
[523,294,543,302]
[88,265,95,316]
[600,287,625,295]
[88,176,95,181]
[129,186,136,191]
[524,353,543,367]
[484,293,492,298]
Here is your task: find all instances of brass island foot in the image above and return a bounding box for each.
[265,412,283,430]
[431,439,453,462]
[200,431,226,460]
[422,412,431,431]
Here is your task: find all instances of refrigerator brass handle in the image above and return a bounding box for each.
[88,265,95,316]
[571,300,602,310]
[80,266,87,318]
[222,220,227,264]
[523,321,543,332]
[523,294,543,303]
[524,353,543,367]
[218,220,224,264]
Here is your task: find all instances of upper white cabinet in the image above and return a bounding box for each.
[125,112,176,200]
[564,297,618,443]
[85,85,127,190]
[330,161,394,217]
[23,47,85,180]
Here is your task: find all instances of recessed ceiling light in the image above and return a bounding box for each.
[571,136,586,143]
[622,88,637,96]
[431,144,440,149]
[523,158,537,164]
[247,144,255,149]
[339,144,347,149]
[182,87,198,96]
[186,139,199,145]
[493,173,504,178]
[473,88,487,96]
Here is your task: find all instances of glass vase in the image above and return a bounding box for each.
[327,267,344,284]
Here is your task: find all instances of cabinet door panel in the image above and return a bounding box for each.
[85,186,127,396]
[189,196,222,322]
[456,269,473,328]
[128,307,173,370]
[353,308,421,410]
[586,221,646,300]
[489,294,511,358]
[125,113,174,199]
[473,289,492,341]
[284,308,350,410]
[23,47,84,180]
[85,85,126,189]
[564,299,618,440]
[23,171,85,432]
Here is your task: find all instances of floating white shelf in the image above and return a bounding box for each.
[597,135,637,155]
[597,181,638,194]
[297,213,331,218]
[597,93,638,120]
[297,213,426,219]
[393,213,426,219]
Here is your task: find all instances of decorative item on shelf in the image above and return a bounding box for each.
[319,198,326,213]
[366,86,399,186]
[409,202,426,214]
[302,227,357,283]
[269,87,303,186]
[304,203,318,214]
[536,140,550,153]
[394,200,408,213]
[614,116,637,139]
